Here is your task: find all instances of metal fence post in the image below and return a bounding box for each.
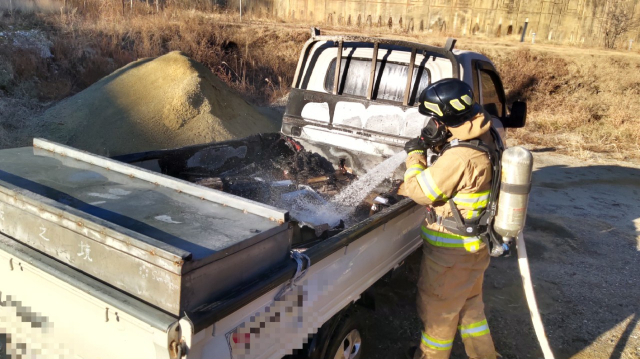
[520,18,529,42]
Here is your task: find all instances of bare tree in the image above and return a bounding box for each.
[603,1,638,49]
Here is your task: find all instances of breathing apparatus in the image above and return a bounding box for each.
[419,119,447,166]
[416,79,534,257]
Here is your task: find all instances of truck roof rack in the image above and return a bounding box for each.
[295,29,460,104]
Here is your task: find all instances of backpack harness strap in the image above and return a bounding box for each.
[432,139,496,237]
[427,127,507,256]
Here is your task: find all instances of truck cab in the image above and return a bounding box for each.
[282,32,524,165]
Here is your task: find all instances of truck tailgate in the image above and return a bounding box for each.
[0,233,179,359]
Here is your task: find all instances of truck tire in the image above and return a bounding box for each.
[324,315,362,359]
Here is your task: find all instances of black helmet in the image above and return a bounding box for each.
[418,79,482,128]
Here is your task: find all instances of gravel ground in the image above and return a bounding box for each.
[0,96,50,149]
[355,151,640,359]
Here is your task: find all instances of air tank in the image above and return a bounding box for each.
[493,146,534,238]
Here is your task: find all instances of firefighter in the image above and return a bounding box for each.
[399,79,499,359]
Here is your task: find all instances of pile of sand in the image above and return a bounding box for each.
[38,51,279,156]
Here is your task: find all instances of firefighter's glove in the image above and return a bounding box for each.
[404,137,425,155]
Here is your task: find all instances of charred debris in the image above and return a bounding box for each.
[154,133,403,248]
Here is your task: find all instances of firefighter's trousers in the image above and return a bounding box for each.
[414,243,496,359]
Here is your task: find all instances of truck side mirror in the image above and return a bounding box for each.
[504,101,526,128]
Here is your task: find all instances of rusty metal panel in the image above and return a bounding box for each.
[0,144,291,315]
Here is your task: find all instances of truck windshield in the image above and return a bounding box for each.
[324,57,430,105]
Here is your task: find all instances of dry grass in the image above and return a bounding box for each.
[475,46,640,161]
[0,5,308,104]
[0,3,639,161]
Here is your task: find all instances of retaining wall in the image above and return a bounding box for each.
[236,0,640,46]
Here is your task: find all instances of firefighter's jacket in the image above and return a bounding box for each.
[399,112,495,253]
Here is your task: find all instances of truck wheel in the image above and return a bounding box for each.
[324,315,362,359]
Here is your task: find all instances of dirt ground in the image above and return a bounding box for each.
[356,149,640,359]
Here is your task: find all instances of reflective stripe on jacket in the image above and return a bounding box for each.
[421,226,483,253]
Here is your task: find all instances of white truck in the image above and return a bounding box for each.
[0,30,525,359]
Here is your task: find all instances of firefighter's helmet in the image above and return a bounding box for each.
[418,79,482,128]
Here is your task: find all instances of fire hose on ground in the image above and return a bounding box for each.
[516,232,555,359]
[497,147,555,359]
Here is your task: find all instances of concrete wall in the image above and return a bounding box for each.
[239,0,640,46]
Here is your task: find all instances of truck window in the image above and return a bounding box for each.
[479,70,504,117]
[324,58,430,105]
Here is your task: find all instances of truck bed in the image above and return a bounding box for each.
[114,133,406,247]
[0,139,290,315]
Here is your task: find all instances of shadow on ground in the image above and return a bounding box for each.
[356,154,640,359]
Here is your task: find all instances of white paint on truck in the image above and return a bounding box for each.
[184,205,425,359]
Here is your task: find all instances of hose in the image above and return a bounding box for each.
[516,232,555,359]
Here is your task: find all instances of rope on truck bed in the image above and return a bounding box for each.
[275,250,311,301]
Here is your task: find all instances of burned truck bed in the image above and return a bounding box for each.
[115,133,405,247]
[0,139,290,315]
